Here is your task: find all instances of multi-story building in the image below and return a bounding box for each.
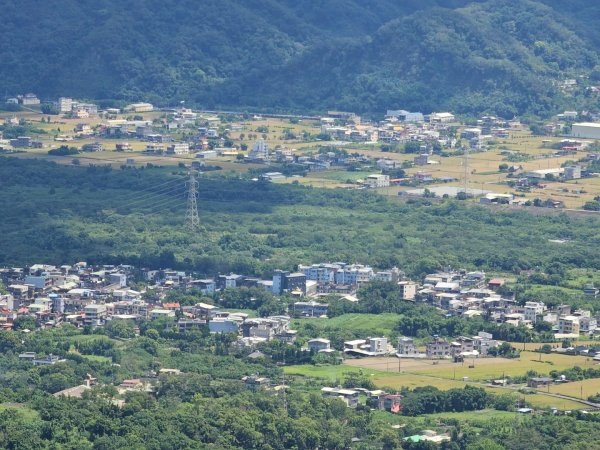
[578,316,597,335]
[189,279,216,295]
[564,165,582,180]
[524,302,545,324]
[373,267,402,283]
[217,274,244,290]
[450,337,475,359]
[58,97,73,113]
[166,142,190,154]
[558,315,580,335]
[397,337,418,356]
[249,140,269,161]
[398,281,418,300]
[208,318,241,334]
[84,304,107,327]
[335,265,374,286]
[299,263,340,284]
[293,301,328,317]
[20,93,40,105]
[364,174,390,188]
[343,337,388,356]
[272,270,307,295]
[426,338,450,358]
[472,332,499,356]
[177,318,207,332]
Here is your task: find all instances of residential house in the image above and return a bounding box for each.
[527,377,553,388]
[293,301,328,318]
[558,316,580,335]
[524,302,545,324]
[344,337,388,356]
[84,304,107,327]
[425,338,450,358]
[308,338,331,353]
[166,143,190,155]
[244,376,270,392]
[208,317,241,334]
[364,174,390,188]
[321,387,359,408]
[272,270,306,295]
[398,281,418,300]
[397,337,418,356]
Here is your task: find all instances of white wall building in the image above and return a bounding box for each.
[571,123,600,140]
[249,140,269,161]
[166,143,190,154]
[364,174,390,188]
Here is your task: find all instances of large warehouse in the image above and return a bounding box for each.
[571,122,600,139]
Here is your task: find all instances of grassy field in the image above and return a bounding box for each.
[544,378,600,400]
[293,313,402,336]
[283,363,591,410]
[0,403,39,421]
[344,351,598,381]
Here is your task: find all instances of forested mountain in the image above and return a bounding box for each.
[2,0,600,116]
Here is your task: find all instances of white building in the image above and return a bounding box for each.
[84,304,107,327]
[308,338,331,353]
[58,97,73,113]
[564,165,582,180]
[524,302,545,324]
[208,318,241,334]
[364,174,390,188]
[558,316,580,335]
[125,103,154,113]
[299,263,340,284]
[166,143,190,154]
[249,140,269,161]
[335,265,374,285]
[430,112,455,124]
[571,123,600,140]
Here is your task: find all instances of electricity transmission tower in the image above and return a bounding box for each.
[185,170,200,232]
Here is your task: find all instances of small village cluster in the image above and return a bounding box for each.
[2,261,598,350]
[5,95,600,209]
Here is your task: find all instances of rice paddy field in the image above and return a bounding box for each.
[344,351,598,381]
[544,378,600,400]
[283,362,592,410]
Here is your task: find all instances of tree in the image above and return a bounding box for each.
[13,316,36,331]
[105,320,136,339]
[0,330,22,352]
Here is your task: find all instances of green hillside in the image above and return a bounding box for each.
[1,0,600,116]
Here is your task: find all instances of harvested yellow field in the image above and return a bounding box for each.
[544,378,600,400]
[345,352,598,381]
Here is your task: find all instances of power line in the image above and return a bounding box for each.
[105,185,185,215]
[112,177,185,201]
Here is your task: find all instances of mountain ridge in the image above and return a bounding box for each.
[1,0,599,116]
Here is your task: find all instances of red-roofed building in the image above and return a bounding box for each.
[488,278,506,291]
[162,303,180,310]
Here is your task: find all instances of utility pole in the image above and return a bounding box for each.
[186,170,200,232]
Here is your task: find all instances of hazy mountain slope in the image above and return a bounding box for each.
[0,0,598,115]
